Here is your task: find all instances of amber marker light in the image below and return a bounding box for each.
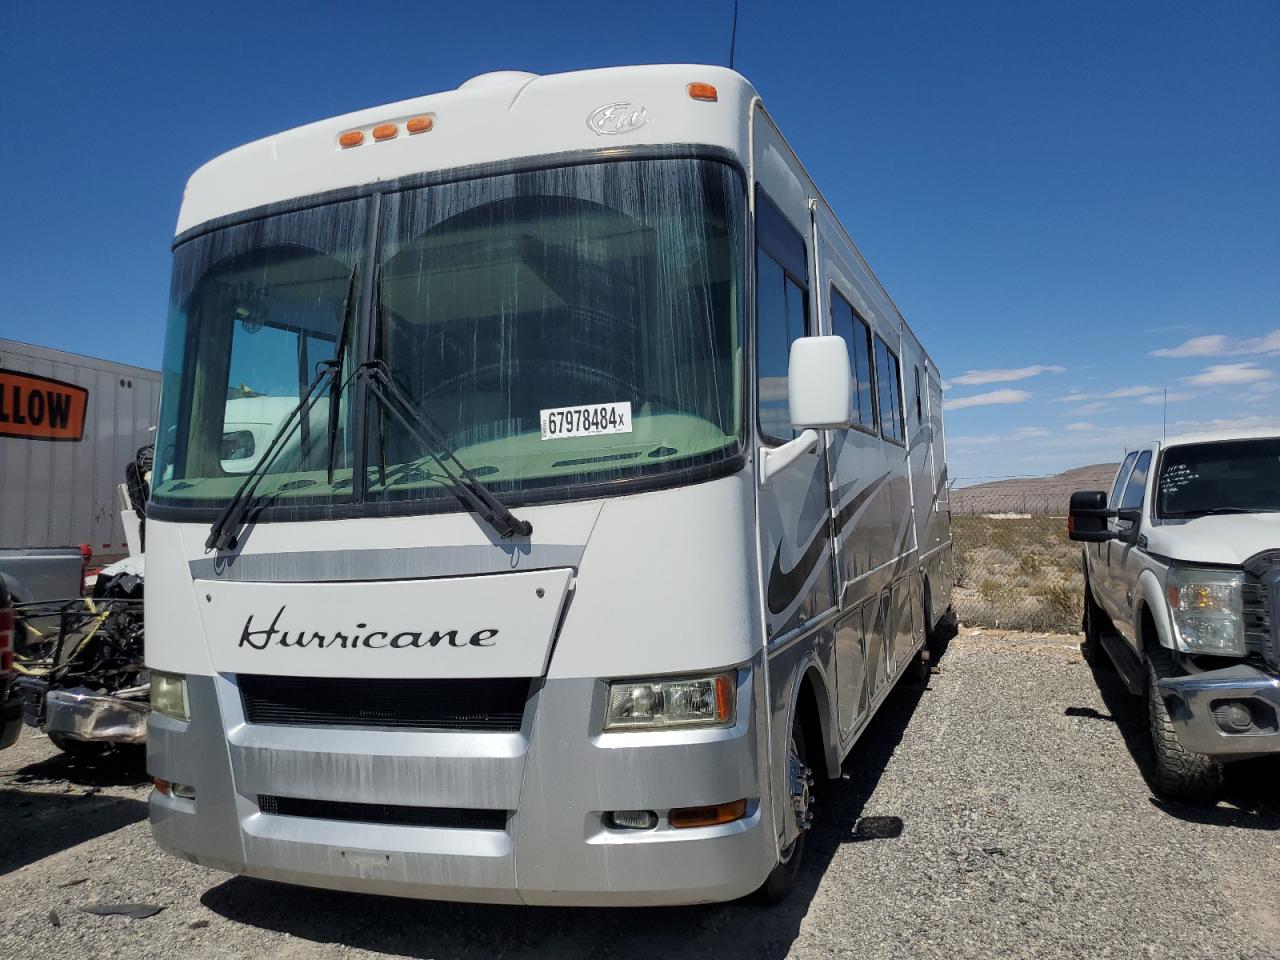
[372,123,398,141]
[338,130,365,148]
[687,82,718,102]
[406,115,434,134]
[153,777,172,796]
[669,798,747,829]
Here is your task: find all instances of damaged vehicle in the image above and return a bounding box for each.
[12,557,147,760]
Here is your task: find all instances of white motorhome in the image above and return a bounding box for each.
[146,65,953,906]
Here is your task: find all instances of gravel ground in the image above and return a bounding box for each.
[3,627,1280,960]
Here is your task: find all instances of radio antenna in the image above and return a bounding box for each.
[728,1,740,69]
[1163,387,1167,441]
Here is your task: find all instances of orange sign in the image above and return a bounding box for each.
[0,369,88,442]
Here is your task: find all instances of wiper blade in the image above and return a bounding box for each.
[1167,506,1264,518]
[357,360,533,540]
[205,363,337,552]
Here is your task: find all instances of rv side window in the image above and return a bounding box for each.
[874,336,904,444]
[755,193,809,443]
[914,366,923,423]
[829,289,875,431]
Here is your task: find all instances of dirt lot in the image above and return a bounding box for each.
[3,629,1279,960]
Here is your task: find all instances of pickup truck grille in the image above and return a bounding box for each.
[1243,550,1280,670]
[237,675,531,731]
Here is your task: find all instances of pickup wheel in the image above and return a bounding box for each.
[1081,581,1105,666]
[1145,647,1223,802]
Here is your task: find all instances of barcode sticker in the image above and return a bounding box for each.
[540,402,632,440]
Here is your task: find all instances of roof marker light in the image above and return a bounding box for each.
[338,130,364,148]
[372,123,398,141]
[687,82,718,102]
[406,115,434,134]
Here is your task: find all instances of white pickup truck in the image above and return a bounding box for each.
[1068,428,1280,801]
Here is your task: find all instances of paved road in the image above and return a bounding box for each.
[3,629,1279,960]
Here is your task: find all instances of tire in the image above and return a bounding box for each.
[754,713,811,905]
[1081,581,1104,665]
[1145,647,1223,802]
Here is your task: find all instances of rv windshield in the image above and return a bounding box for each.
[151,157,745,514]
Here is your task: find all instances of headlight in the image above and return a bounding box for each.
[604,672,736,731]
[150,670,189,721]
[1165,567,1245,656]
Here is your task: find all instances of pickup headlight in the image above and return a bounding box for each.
[150,670,189,721]
[1165,567,1245,656]
[604,672,736,731]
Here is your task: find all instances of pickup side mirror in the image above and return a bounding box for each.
[789,336,852,431]
[1067,490,1114,542]
[1115,507,1143,543]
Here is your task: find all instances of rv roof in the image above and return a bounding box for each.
[176,64,758,236]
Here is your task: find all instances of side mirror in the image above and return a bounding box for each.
[1115,507,1143,543]
[1067,490,1114,542]
[759,337,852,486]
[788,336,852,430]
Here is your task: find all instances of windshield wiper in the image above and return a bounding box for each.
[1165,506,1273,518]
[357,359,533,540]
[205,362,339,552]
[326,263,360,483]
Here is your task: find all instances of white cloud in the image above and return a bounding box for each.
[1057,385,1161,402]
[944,388,1032,411]
[1060,401,1111,416]
[1186,363,1274,387]
[1064,422,1094,432]
[947,365,1065,387]
[1138,392,1195,404]
[1151,329,1280,358]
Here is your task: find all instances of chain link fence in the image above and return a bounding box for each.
[948,485,1084,634]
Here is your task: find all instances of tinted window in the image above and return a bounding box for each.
[756,195,809,442]
[1109,452,1139,508]
[1156,437,1280,517]
[874,336,904,444]
[1120,451,1152,510]
[829,290,876,430]
[914,367,923,423]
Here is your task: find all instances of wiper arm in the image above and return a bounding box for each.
[326,263,360,483]
[357,360,533,540]
[205,362,337,552]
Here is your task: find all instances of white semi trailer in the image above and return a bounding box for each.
[0,339,160,565]
[146,64,954,906]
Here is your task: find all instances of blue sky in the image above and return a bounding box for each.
[1,1,1276,481]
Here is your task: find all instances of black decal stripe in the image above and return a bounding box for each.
[767,519,832,616]
[832,472,891,542]
[767,471,892,617]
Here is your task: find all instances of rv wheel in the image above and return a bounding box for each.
[754,713,811,905]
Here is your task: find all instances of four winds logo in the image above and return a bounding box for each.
[587,102,647,136]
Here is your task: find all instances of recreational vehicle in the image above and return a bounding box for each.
[146,64,953,905]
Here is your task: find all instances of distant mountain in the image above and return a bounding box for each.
[950,463,1121,516]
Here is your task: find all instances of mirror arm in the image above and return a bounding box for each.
[759,429,820,487]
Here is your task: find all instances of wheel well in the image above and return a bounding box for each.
[1137,603,1160,658]
[795,670,834,778]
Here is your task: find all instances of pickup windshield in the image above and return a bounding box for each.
[1156,437,1280,518]
[151,157,745,514]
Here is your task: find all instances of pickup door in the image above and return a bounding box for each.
[1092,452,1136,619]
[0,548,83,603]
[1098,450,1153,633]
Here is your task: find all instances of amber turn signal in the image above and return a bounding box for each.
[669,798,747,829]
[687,82,718,102]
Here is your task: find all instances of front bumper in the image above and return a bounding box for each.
[150,669,774,906]
[18,679,149,744]
[1158,664,1280,757]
